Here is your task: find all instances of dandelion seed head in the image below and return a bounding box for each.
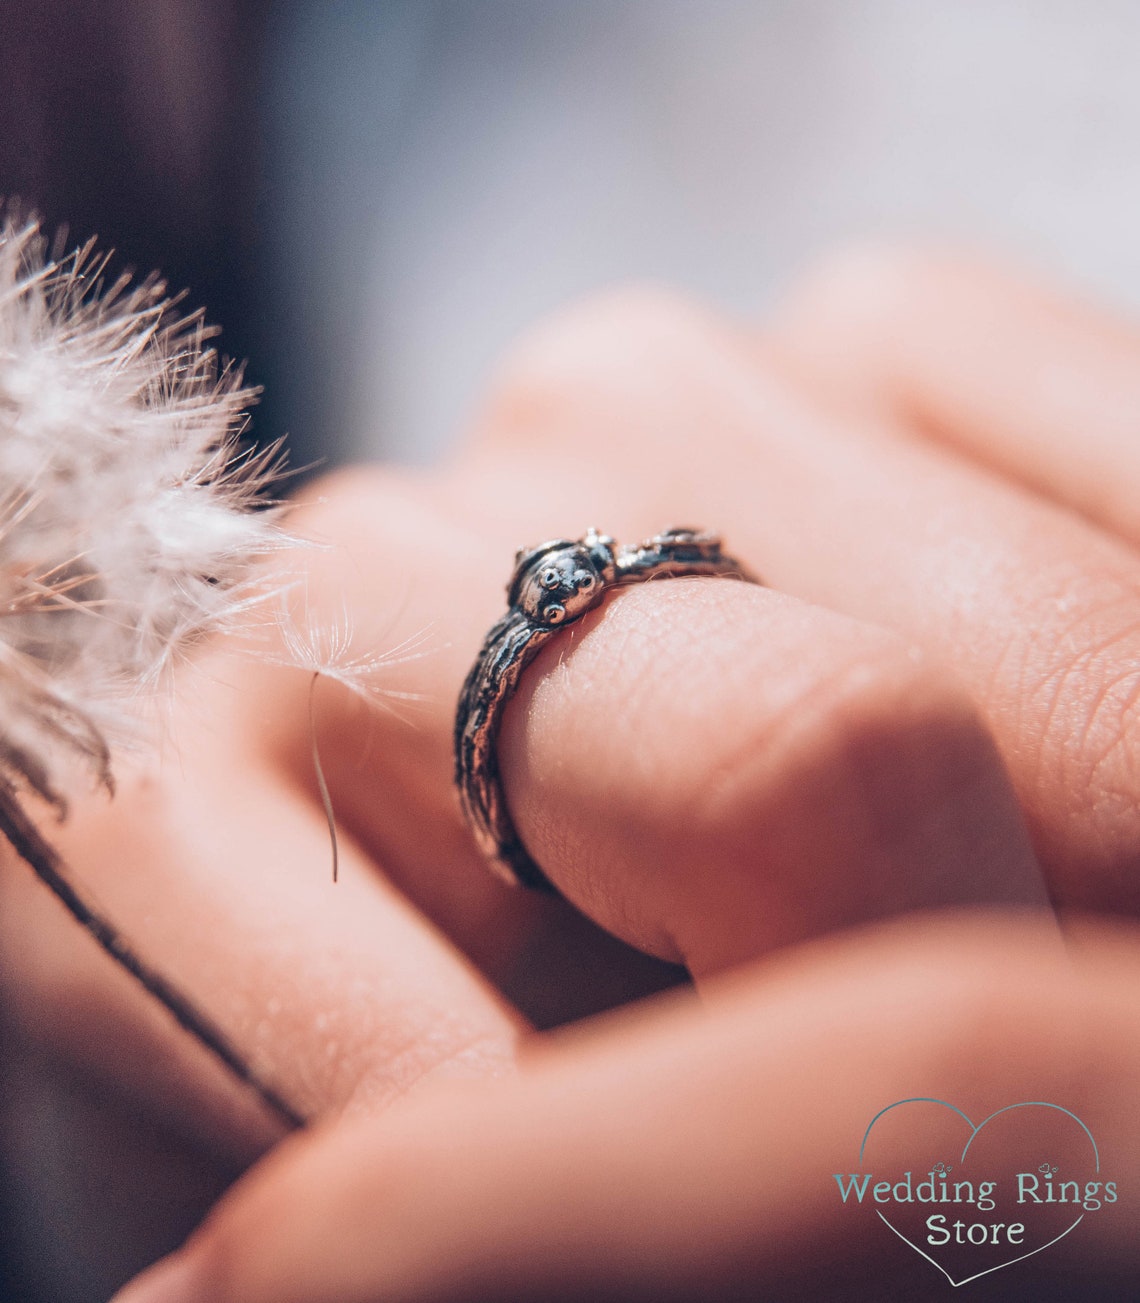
[0,215,287,803]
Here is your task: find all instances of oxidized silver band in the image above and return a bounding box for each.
[454,527,760,890]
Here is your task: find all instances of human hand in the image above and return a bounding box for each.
[4,248,1140,1299]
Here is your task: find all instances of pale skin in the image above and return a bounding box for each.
[1,249,1139,1300]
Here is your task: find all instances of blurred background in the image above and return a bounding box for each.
[3,2,1140,1297]
[4,0,1140,476]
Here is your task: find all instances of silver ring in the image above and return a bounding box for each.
[454,527,761,890]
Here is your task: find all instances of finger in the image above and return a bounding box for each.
[0,725,525,1293]
[112,914,1140,1303]
[269,472,1043,980]
[0,725,523,1132]
[498,577,1042,975]
[772,245,1140,546]
[454,288,1140,915]
[2,469,689,1288]
[243,470,688,1021]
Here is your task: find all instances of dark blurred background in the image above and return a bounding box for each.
[3,3,1140,1297]
[5,1,1140,476]
[0,0,273,448]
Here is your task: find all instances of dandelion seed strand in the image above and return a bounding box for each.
[309,670,339,884]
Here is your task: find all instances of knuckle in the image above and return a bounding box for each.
[774,241,978,396]
[779,240,945,331]
[285,464,439,551]
[481,282,722,426]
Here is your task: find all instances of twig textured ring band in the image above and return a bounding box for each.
[454,527,761,890]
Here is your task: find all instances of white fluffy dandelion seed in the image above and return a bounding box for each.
[267,593,439,881]
[0,215,286,809]
[273,594,437,717]
[0,215,302,1127]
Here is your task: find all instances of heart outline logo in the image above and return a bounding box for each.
[860,1098,1099,1287]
